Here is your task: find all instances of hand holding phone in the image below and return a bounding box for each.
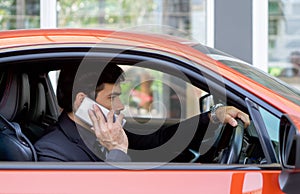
[75,96,126,127]
[75,96,129,154]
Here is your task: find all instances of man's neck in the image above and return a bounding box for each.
[68,112,91,130]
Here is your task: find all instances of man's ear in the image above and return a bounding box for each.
[73,92,86,111]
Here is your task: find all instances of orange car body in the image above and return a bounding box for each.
[0,169,282,194]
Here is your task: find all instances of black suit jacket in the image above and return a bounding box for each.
[34,111,130,162]
[35,111,210,162]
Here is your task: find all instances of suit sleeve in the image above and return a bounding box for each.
[105,149,131,162]
[126,112,211,150]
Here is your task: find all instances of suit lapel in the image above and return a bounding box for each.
[58,111,103,161]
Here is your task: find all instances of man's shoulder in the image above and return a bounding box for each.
[34,124,66,146]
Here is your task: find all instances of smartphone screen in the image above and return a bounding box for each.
[75,97,126,127]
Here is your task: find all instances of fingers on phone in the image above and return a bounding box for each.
[116,113,124,125]
[88,105,104,127]
[88,109,98,130]
[107,111,114,124]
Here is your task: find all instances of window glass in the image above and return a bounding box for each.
[49,70,60,95]
[220,60,300,106]
[259,106,280,157]
[259,107,279,142]
[120,65,203,120]
[268,0,300,91]
[0,0,40,30]
[57,0,207,43]
[50,65,203,121]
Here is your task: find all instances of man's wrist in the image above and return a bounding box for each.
[210,103,224,123]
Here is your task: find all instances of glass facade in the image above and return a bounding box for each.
[0,0,40,30]
[57,0,207,43]
[268,0,300,90]
[0,0,206,44]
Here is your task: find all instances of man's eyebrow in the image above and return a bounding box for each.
[110,92,122,96]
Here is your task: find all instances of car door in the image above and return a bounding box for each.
[0,45,289,193]
[112,54,284,193]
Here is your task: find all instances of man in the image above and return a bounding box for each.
[35,64,130,162]
[34,64,250,162]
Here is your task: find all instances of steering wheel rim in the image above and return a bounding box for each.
[219,119,244,164]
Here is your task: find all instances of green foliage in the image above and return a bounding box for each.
[0,0,15,29]
[57,0,155,28]
[0,0,155,30]
[0,0,39,30]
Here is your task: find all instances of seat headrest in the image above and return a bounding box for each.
[29,82,46,122]
[0,72,30,121]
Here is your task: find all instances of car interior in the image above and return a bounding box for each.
[0,49,275,166]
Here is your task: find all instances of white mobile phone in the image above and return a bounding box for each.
[75,96,126,127]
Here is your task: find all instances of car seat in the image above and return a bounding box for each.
[0,71,37,161]
[24,80,47,143]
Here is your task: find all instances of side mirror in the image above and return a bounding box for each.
[278,114,300,193]
[199,94,214,113]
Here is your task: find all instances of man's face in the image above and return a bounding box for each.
[95,83,124,114]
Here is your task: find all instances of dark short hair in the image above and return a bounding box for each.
[57,63,125,112]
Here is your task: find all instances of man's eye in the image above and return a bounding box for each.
[110,94,121,100]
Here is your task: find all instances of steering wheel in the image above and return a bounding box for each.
[172,117,245,164]
[219,119,245,164]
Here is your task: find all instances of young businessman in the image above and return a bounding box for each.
[34,64,250,162]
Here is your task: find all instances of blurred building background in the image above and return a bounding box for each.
[1,0,300,90]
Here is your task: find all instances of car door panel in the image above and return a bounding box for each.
[0,166,282,194]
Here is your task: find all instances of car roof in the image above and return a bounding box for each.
[0,28,217,69]
[0,28,201,55]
